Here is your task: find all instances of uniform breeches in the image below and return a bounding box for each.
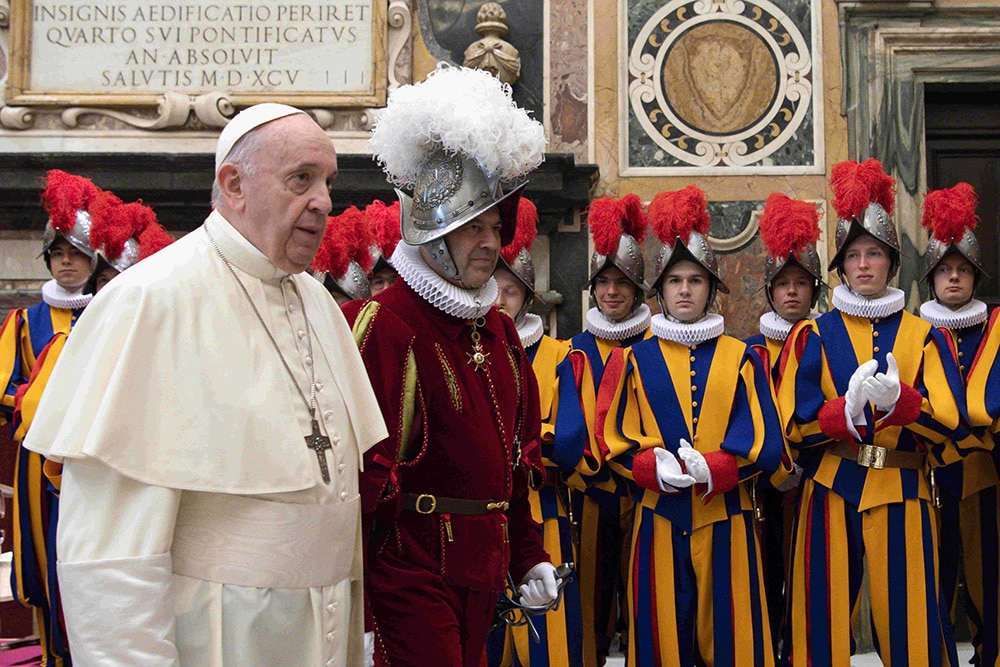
[625,506,773,667]
[938,485,1000,667]
[488,485,591,667]
[577,492,632,662]
[789,478,955,666]
[369,547,498,667]
[13,447,69,666]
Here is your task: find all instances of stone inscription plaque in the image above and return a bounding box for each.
[9,0,385,106]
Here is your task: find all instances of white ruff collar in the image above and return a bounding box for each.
[759,311,817,342]
[832,284,905,319]
[651,313,725,346]
[41,279,92,311]
[517,313,544,348]
[919,299,987,330]
[391,242,498,319]
[586,304,651,341]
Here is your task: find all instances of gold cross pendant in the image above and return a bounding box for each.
[467,346,490,371]
[466,323,490,371]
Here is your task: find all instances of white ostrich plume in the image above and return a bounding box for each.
[368,65,547,187]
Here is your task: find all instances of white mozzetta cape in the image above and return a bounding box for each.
[24,211,387,666]
[24,210,385,493]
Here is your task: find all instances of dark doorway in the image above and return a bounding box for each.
[925,84,1000,307]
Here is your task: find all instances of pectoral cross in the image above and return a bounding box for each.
[305,418,332,483]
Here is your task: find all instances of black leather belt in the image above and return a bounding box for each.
[402,493,509,515]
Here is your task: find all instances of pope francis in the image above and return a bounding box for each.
[22,104,387,666]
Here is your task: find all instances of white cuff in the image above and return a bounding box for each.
[58,553,179,666]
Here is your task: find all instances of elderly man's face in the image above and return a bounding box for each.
[228,114,338,273]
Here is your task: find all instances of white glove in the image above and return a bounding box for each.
[676,439,710,484]
[364,631,375,667]
[846,359,878,418]
[775,463,803,493]
[654,447,696,492]
[862,352,901,411]
[519,562,560,607]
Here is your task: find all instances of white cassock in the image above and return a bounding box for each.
[23,210,387,667]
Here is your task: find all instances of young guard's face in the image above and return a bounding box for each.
[49,237,92,290]
[594,266,637,323]
[842,235,892,298]
[661,260,711,323]
[932,252,976,310]
[494,265,527,320]
[770,263,814,322]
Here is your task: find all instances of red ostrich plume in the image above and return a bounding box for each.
[501,197,538,264]
[921,182,979,244]
[758,193,821,260]
[586,193,647,255]
[136,220,175,261]
[347,206,376,273]
[313,207,365,278]
[648,185,710,245]
[830,158,895,220]
[365,199,402,259]
[87,192,133,260]
[620,193,648,244]
[41,170,102,233]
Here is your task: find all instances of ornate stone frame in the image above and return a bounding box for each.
[0,0,412,136]
[839,1,1000,305]
[620,0,825,176]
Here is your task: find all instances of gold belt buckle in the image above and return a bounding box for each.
[857,444,888,470]
[486,501,510,511]
[415,494,437,514]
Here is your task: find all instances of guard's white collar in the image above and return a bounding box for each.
[832,284,905,319]
[586,304,651,341]
[919,299,988,330]
[517,313,544,348]
[651,313,725,346]
[391,242,498,320]
[759,311,817,342]
[41,279,92,311]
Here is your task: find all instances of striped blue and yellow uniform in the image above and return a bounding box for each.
[1,301,80,667]
[778,307,964,666]
[488,334,593,667]
[966,307,1000,666]
[598,333,790,666]
[556,327,649,666]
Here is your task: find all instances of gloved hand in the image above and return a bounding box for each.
[676,439,710,484]
[519,562,560,607]
[654,447,697,492]
[364,631,375,667]
[862,352,901,410]
[846,359,879,418]
[775,463,803,493]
